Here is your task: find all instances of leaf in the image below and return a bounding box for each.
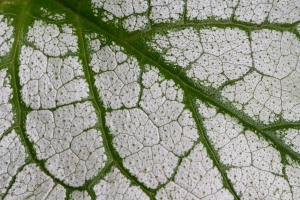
[0,0,300,199]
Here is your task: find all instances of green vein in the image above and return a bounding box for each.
[76,15,155,199]
[186,92,240,200]
[8,0,86,191]
[261,123,300,131]
[126,21,300,41]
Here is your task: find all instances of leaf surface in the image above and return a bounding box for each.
[0,0,300,199]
